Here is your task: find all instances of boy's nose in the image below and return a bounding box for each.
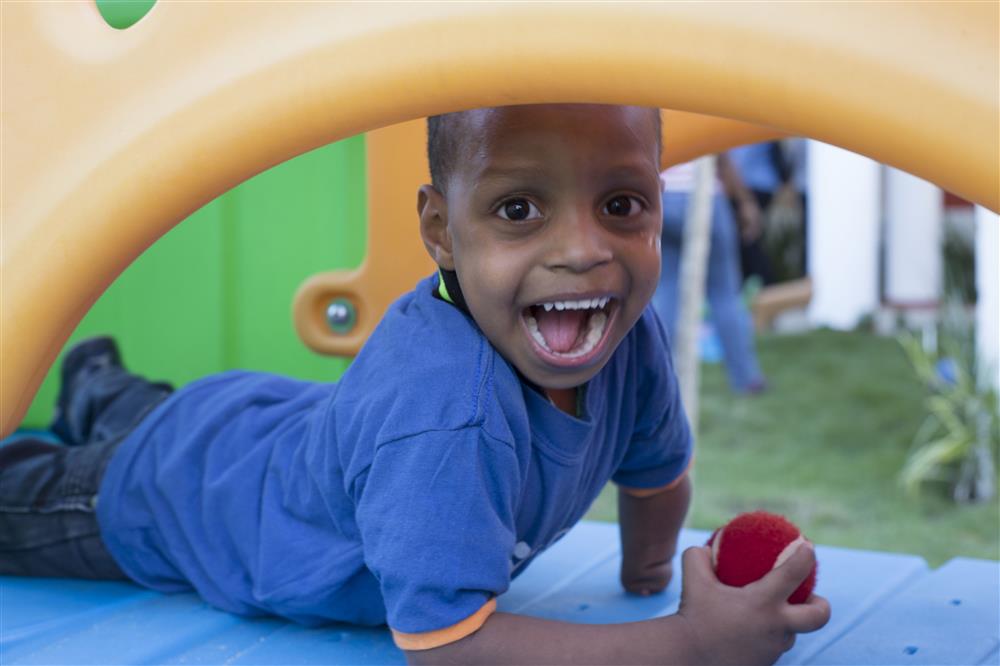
[544,211,614,273]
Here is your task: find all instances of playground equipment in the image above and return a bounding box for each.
[2,2,997,436]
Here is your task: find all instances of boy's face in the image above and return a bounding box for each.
[419,104,662,390]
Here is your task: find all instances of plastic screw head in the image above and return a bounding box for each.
[326,298,357,334]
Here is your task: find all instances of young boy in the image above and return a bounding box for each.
[0,104,829,664]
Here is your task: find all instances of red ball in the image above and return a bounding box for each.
[706,511,817,604]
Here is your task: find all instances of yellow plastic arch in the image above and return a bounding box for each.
[2,2,997,436]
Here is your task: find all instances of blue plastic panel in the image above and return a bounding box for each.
[2,521,996,665]
[811,556,1000,665]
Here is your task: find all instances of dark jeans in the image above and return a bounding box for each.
[740,190,776,286]
[0,338,171,579]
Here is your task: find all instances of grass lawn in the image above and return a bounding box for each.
[585,329,1000,567]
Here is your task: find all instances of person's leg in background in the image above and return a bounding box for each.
[0,338,172,579]
[706,195,767,393]
[651,191,689,341]
[799,191,809,276]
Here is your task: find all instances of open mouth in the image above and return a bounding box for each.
[522,296,616,364]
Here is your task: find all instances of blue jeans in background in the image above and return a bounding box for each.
[653,191,765,393]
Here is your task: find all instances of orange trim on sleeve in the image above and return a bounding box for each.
[618,456,694,498]
[391,598,497,651]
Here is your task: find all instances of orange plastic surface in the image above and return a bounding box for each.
[2,2,997,434]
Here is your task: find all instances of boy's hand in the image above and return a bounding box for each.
[677,543,831,666]
[617,476,691,597]
[621,546,673,596]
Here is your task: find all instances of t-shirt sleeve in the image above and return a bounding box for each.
[612,309,694,492]
[354,426,520,647]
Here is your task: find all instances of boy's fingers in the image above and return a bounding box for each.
[753,541,816,601]
[784,594,832,634]
[680,546,716,584]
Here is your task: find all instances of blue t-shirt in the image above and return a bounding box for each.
[98,275,692,634]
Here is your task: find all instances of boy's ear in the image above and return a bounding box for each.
[417,184,455,271]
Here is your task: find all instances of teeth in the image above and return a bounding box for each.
[536,297,611,312]
[524,311,609,359]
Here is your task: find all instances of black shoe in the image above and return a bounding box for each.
[51,337,123,444]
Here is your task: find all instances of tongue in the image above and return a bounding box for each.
[535,309,588,353]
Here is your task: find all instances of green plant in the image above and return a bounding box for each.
[897,318,999,504]
[942,224,976,305]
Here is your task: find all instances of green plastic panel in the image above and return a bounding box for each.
[22,137,367,428]
[96,0,157,30]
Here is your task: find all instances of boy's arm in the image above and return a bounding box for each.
[404,540,830,666]
[404,611,700,666]
[618,474,692,595]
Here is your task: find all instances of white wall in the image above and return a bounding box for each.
[884,168,943,306]
[976,206,999,390]
[807,142,881,329]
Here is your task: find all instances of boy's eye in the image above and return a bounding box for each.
[496,198,542,222]
[603,195,643,218]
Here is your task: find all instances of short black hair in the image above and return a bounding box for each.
[426,111,466,194]
[426,106,662,193]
